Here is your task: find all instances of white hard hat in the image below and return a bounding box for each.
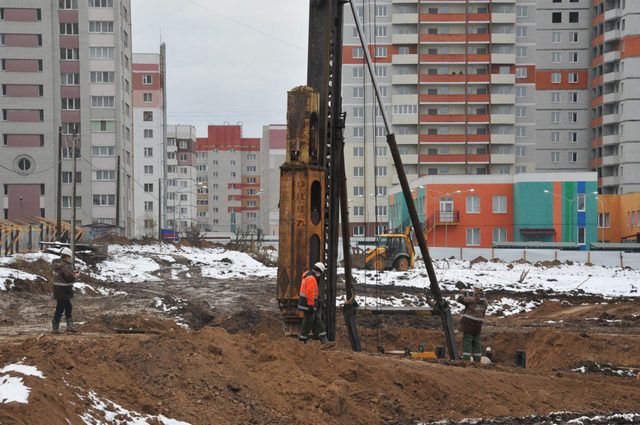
[60,247,72,257]
[314,262,326,273]
[473,283,483,290]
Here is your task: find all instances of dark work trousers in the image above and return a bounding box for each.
[53,300,73,322]
[299,307,327,340]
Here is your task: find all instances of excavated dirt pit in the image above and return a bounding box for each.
[1,271,640,424]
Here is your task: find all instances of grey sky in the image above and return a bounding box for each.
[132,1,310,138]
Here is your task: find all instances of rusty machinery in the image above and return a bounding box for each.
[276,0,458,359]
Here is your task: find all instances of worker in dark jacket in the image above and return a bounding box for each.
[52,247,79,334]
[298,262,335,349]
[457,283,488,361]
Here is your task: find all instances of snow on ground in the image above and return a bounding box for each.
[79,390,190,425]
[0,268,43,291]
[0,362,44,404]
[92,254,162,284]
[351,258,640,298]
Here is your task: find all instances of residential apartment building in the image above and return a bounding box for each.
[342,0,593,237]
[196,125,260,234]
[1,0,134,234]
[132,50,165,238]
[591,0,640,194]
[166,125,197,233]
[259,124,286,237]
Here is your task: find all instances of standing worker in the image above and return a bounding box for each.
[51,247,79,334]
[298,262,335,349]
[457,283,487,361]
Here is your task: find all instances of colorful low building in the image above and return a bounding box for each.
[389,173,598,250]
[596,193,640,243]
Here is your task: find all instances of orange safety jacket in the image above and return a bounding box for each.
[298,271,318,310]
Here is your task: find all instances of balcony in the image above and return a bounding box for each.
[491,153,516,164]
[602,135,619,146]
[392,74,419,85]
[491,73,515,84]
[602,113,619,125]
[392,13,419,24]
[603,71,619,84]
[392,53,418,65]
[603,51,621,64]
[393,94,419,105]
[491,133,515,144]
[420,53,489,63]
[392,0,417,3]
[491,93,516,104]
[419,94,489,103]
[420,114,490,124]
[419,13,490,23]
[419,34,490,44]
[395,134,419,144]
[420,133,490,143]
[427,211,461,226]
[491,33,516,44]
[392,115,419,125]
[420,74,490,84]
[491,13,516,24]
[400,153,419,164]
[601,175,620,187]
[604,8,622,22]
[491,53,516,64]
[604,30,622,43]
[491,114,515,124]
[603,92,620,104]
[392,33,419,44]
[602,155,620,167]
[419,154,490,163]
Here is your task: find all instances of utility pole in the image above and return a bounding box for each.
[56,127,62,241]
[158,177,162,241]
[71,131,78,265]
[116,155,121,231]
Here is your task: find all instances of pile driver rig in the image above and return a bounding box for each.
[276,0,458,359]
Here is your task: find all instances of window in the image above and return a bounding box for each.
[376,186,387,196]
[91,120,115,132]
[353,87,364,98]
[375,26,387,37]
[466,196,480,213]
[516,106,526,118]
[516,165,527,174]
[516,67,528,78]
[92,194,116,206]
[144,183,153,193]
[568,73,578,83]
[492,196,507,213]
[144,147,153,157]
[551,132,560,143]
[598,213,610,229]
[353,47,364,59]
[552,12,561,23]
[551,151,561,163]
[62,172,81,183]
[353,167,364,177]
[569,52,578,63]
[568,112,578,123]
[375,6,387,17]
[552,73,561,84]
[247,165,257,173]
[144,165,154,174]
[374,67,387,78]
[353,186,364,197]
[62,196,82,208]
[466,228,481,246]
[516,47,527,58]
[374,47,387,58]
[516,145,527,157]
[492,228,507,243]
[552,52,561,63]
[143,111,153,121]
[144,129,153,139]
[59,0,78,9]
[568,152,578,162]
[569,12,578,23]
[353,127,364,138]
[144,201,153,212]
[516,126,527,138]
[375,166,387,177]
[577,227,586,245]
[89,0,114,6]
[61,98,81,110]
[353,226,365,237]
[89,21,114,33]
[60,48,79,60]
[95,170,115,180]
[576,193,586,212]
[60,23,79,35]
[353,67,364,78]
[568,132,578,143]
[376,146,387,157]
[143,93,153,102]
[516,27,527,38]
[91,146,115,156]
[551,92,561,103]
[516,6,527,17]
[61,73,80,85]
[90,71,115,83]
[569,92,578,103]
[569,32,578,43]
[89,47,114,59]
[91,96,115,108]
[516,86,527,98]
[376,206,387,216]
[353,206,364,216]
[552,112,561,123]
[353,147,364,157]
[552,32,561,43]
[143,74,153,85]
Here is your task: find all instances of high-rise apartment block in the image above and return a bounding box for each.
[591,0,640,194]
[342,0,617,237]
[259,124,286,237]
[166,125,197,232]
[1,0,134,234]
[132,50,165,238]
[196,125,260,234]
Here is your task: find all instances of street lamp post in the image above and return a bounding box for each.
[543,189,591,244]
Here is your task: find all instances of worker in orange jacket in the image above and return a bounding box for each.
[298,262,335,349]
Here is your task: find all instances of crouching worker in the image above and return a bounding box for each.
[298,262,335,349]
[52,247,80,334]
[457,283,487,361]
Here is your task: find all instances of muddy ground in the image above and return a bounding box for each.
[1,265,640,425]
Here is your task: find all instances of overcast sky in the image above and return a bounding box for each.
[131,1,310,138]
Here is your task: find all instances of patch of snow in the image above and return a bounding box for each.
[0,267,43,291]
[79,390,190,425]
[1,363,44,378]
[92,255,161,283]
[158,255,176,263]
[0,375,30,404]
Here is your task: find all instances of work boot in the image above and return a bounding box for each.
[298,335,309,344]
[52,320,60,334]
[65,318,78,333]
[320,336,336,350]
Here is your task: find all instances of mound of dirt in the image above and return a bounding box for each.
[3,326,640,425]
[80,313,180,334]
[535,259,563,268]
[470,256,488,265]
